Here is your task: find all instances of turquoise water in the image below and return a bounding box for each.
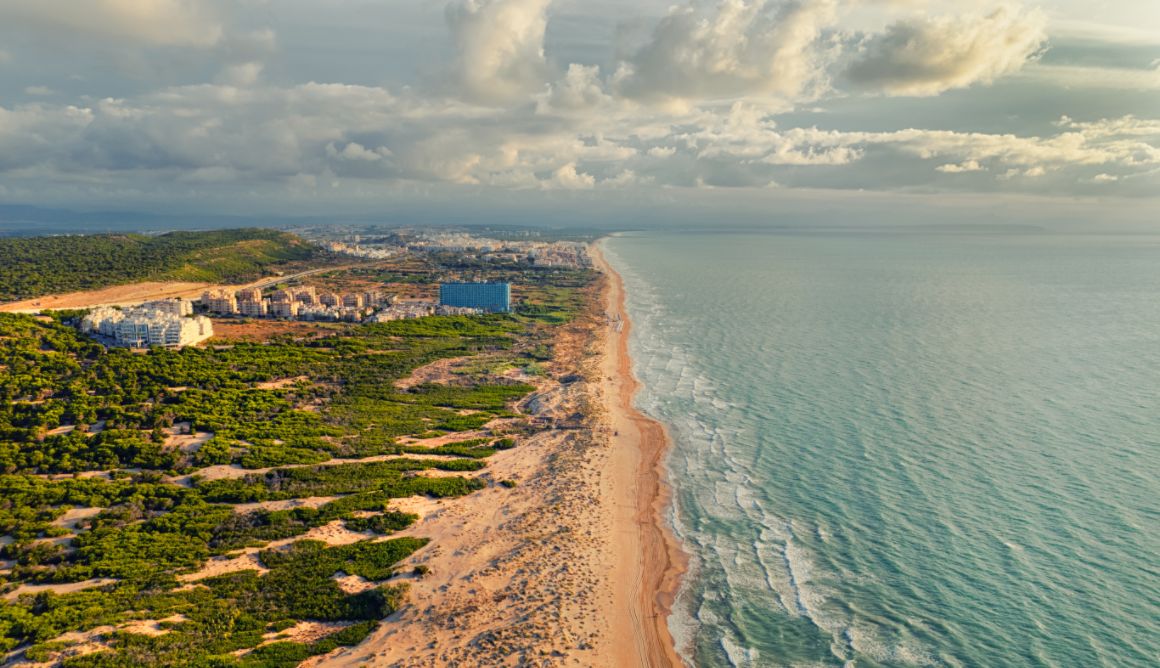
[603,230,1160,668]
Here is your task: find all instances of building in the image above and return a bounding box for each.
[269,300,300,318]
[369,303,436,322]
[435,305,482,316]
[364,291,387,307]
[202,290,238,315]
[439,282,511,313]
[80,305,213,348]
[294,287,318,305]
[237,288,263,303]
[237,299,268,317]
[197,284,391,323]
[141,298,193,317]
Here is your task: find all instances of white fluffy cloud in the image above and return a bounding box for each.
[537,64,612,113]
[1,0,223,47]
[613,0,838,107]
[936,160,985,173]
[844,5,1047,96]
[544,163,596,189]
[0,0,1154,208]
[446,0,553,104]
[2,75,1155,197]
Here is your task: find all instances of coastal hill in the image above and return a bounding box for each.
[0,229,321,303]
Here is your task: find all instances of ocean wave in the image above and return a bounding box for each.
[607,236,958,668]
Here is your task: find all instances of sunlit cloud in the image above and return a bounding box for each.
[0,0,1155,212]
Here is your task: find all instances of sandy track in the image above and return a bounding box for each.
[0,261,379,314]
[0,282,219,313]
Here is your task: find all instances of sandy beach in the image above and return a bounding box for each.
[593,241,687,668]
[303,241,684,667]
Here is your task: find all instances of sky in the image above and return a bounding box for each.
[0,0,1157,227]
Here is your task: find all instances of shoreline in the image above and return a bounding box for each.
[592,239,688,667]
[306,245,684,667]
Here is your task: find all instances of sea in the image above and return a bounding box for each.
[602,229,1160,668]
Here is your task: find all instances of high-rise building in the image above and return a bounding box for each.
[438,282,511,313]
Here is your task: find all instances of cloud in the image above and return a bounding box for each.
[844,5,1046,96]
[544,163,596,189]
[936,160,985,173]
[0,0,223,47]
[612,0,838,107]
[216,62,264,87]
[537,64,612,113]
[1057,115,1160,137]
[446,0,552,104]
[327,142,392,162]
[1,78,1157,199]
[999,166,1047,179]
[1017,64,1160,91]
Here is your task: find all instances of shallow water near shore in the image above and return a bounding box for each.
[603,230,1160,668]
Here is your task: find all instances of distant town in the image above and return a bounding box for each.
[81,281,513,349]
[66,229,589,350]
[308,229,592,269]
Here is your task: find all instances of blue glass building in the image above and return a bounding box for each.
[439,282,512,313]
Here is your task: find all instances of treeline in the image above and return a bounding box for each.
[0,229,319,301]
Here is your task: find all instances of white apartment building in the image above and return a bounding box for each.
[139,298,194,317]
[80,305,213,348]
